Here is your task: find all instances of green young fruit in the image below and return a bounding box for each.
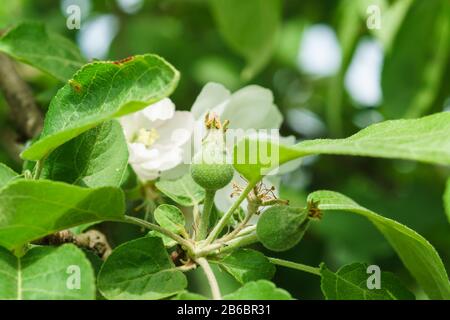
[256,205,310,252]
[191,128,234,191]
[191,113,234,191]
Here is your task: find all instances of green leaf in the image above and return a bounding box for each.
[70,222,99,235]
[445,178,450,224]
[173,291,208,300]
[0,244,95,299]
[155,174,205,207]
[98,237,187,300]
[308,190,450,300]
[320,262,415,300]
[22,54,179,161]
[0,163,18,189]
[147,231,177,248]
[256,205,310,252]
[0,22,85,81]
[213,249,275,284]
[223,280,291,300]
[210,0,282,79]
[154,204,186,235]
[120,165,138,191]
[234,112,450,182]
[41,120,128,188]
[0,180,125,251]
[382,1,450,118]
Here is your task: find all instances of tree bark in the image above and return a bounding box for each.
[0,52,43,139]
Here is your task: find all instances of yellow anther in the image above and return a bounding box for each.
[135,128,159,147]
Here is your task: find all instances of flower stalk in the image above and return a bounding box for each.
[196,189,216,240]
[123,215,194,252]
[196,257,221,300]
[205,181,257,245]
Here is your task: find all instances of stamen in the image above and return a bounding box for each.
[135,128,159,147]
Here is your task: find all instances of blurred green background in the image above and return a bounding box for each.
[0,0,449,299]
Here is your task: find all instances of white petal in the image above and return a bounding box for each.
[191,82,231,119]
[131,163,160,181]
[119,112,148,140]
[140,145,183,172]
[221,85,283,130]
[155,111,195,147]
[142,98,175,122]
[128,143,159,164]
[156,146,184,171]
[192,119,209,153]
[119,99,174,140]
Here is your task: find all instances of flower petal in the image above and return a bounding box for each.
[221,85,283,130]
[120,113,148,140]
[154,111,195,147]
[128,143,159,164]
[142,98,175,122]
[191,82,231,118]
[119,98,175,140]
[140,145,183,171]
[131,164,160,181]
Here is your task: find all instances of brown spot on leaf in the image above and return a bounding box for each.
[68,79,82,93]
[112,56,134,65]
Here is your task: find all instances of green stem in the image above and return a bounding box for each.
[33,157,46,180]
[197,189,216,241]
[268,257,321,276]
[192,204,200,231]
[233,225,256,238]
[194,230,258,257]
[196,257,221,300]
[123,216,193,251]
[218,233,258,255]
[221,201,258,242]
[205,181,256,245]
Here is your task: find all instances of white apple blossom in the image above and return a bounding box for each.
[191,82,283,138]
[190,82,300,212]
[120,83,301,212]
[120,98,194,181]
